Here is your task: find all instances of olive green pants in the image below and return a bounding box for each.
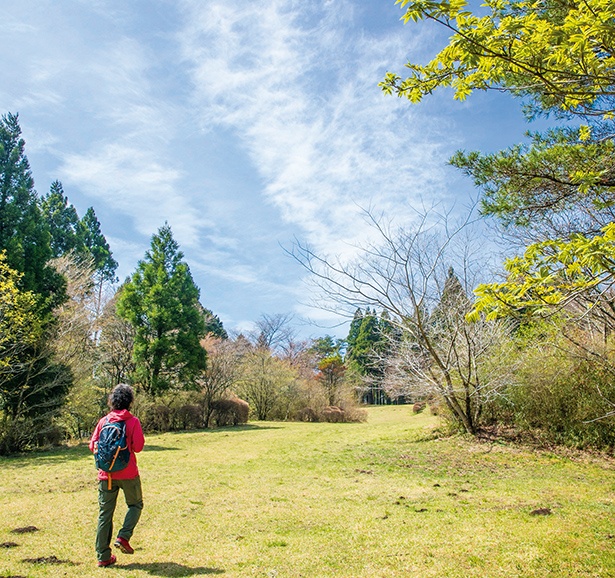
[96,476,143,562]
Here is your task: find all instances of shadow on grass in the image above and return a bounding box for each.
[121,561,224,576]
[1,443,92,468]
[173,424,283,435]
[1,423,283,467]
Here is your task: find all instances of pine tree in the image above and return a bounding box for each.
[346,308,363,356]
[308,335,344,361]
[117,224,207,395]
[201,306,227,339]
[346,310,380,376]
[79,207,118,283]
[41,180,84,258]
[0,113,65,312]
[345,309,396,404]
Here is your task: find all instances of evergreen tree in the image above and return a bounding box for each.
[117,224,207,395]
[350,312,378,373]
[346,308,363,356]
[308,335,344,361]
[79,207,118,283]
[307,336,348,406]
[41,180,84,258]
[0,113,71,453]
[345,309,397,404]
[0,113,65,312]
[201,306,228,339]
[41,182,117,287]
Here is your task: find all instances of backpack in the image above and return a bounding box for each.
[94,418,130,473]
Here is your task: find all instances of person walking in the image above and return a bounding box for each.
[90,383,145,568]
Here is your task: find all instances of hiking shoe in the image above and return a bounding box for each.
[114,536,134,554]
[98,554,116,567]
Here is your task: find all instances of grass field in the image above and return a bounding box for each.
[1,406,614,577]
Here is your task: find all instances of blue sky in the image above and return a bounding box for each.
[0,0,529,339]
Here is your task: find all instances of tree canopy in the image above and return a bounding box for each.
[80,207,118,283]
[42,181,83,258]
[0,253,42,383]
[381,0,615,117]
[469,222,615,321]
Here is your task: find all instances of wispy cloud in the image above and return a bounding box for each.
[44,29,207,247]
[179,0,455,258]
[59,143,205,247]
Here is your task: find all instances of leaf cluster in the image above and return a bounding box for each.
[470,222,615,319]
[452,125,615,237]
[382,0,615,117]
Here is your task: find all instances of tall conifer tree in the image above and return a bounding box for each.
[80,207,118,283]
[117,224,207,395]
[0,113,65,312]
[41,180,84,258]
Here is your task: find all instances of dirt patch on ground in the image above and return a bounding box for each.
[530,507,552,516]
[11,526,39,534]
[22,555,76,565]
[0,541,19,548]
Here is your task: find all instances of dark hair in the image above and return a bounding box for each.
[109,383,134,411]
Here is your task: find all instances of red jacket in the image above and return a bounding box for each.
[89,409,145,481]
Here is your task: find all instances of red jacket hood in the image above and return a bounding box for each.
[107,409,134,422]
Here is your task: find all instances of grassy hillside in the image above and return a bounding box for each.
[1,406,614,577]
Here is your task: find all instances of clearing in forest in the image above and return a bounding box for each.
[1,406,614,577]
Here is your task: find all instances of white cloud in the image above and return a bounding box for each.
[59,143,204,247]
[179,0,455,260]
[37,28,210,250]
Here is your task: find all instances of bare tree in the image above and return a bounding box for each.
[292,208,513,434]
[236,348,296,420]
[198,336,242,427]
[50,253,103,438]
[96,291,135,389]
[316,356,346,406]
[251,313,297,355]
[50,253,97,381]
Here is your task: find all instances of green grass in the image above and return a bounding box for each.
[1,406,614,577]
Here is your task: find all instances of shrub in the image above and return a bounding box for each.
[481,323,615,449]
[428,397,442,416]
[319,405,368,423]
[509,357,615,448]
[295,407,319,422]
[140,403,172,432]
[175,404,203,430]
[322,406,345,422]
[294,404,367,423]
[0,417,65,455]
[341,406,368,423]
[210,397,249,427]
